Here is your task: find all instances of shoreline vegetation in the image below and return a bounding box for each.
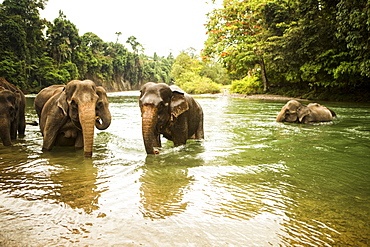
[1,1,369,103]
[218,92,308,101]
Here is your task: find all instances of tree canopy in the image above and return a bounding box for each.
[171,49,229,94]
[204,0,370,100]
[0,0,174,92]
[1,0,369,101]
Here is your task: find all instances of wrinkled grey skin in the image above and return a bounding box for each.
[139,82,204,154]
[0,79,26,146]
[297,103,336,124]
[276,100,336,123]
[34,80,111,157]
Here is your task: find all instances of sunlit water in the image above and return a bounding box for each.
[1,92,369,246]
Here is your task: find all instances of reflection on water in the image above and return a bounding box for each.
[140,154,198,219]
[0,93,369,246]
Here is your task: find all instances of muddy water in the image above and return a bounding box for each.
[0,92,369,246]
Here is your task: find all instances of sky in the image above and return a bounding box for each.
[39,0,221,57]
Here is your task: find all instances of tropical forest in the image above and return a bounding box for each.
[1,0,369,101]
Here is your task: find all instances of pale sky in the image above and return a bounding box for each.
[39,0,221,57]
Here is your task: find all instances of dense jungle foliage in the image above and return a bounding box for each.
[0,0,228,94]
[0,0,176,92]
[204,0,370,101]
[1,0,369,101]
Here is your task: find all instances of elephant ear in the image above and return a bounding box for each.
[170,86,189,118]
[96,86,107,99]
[56,89,69,116]
[298,107,311,123]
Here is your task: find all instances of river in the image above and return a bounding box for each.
[0,92,369,246]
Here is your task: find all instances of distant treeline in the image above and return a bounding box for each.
[204,0,370,101]
[0,0,175,93]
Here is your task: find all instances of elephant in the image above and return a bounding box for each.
[297,103,337,124]
[139,82,204,154]
[34,80,111,157]
[276,100,336,123]
[276,100,302,123]
[0,77,26,146]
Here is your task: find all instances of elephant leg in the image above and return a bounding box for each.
[172,121,188,146]
[0,129,12,146]
[75,131,84,149]
[10,121,17,140]
[18,110,26,138]
[194,114,204,139]
[42,116,68,151]
[173,135,187,146]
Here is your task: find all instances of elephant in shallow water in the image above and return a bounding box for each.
[0,78,26,146]
[34,80,111,157]
[276,100,336,123]
[139,82,204,154]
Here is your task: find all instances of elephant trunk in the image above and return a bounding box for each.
[79,103,96,157]
[141,105,160,155]
[95,110,111,130]
[276,110,285,122]
[0,118,12,146]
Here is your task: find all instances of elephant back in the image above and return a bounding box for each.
[0,77,26,111]
[0,77,24,94]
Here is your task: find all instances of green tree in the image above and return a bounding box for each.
[142,53,174,84]
[0,0,46,90]
[171,52,221,94]
[204,0,370,100]
[46,11,81,67]
[125,36,144,86]
[203,0,270,91]
[336,0,370,79]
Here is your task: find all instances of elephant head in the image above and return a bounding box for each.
[0,87,16,146]
[139,82,189,154]
[276,100,302,123]
[58,80,99,156]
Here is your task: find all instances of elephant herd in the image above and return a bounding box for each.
[0,78,337,157]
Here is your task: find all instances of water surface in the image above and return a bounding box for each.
[0,92,369,246]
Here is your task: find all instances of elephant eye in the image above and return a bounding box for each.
[96,101,103,109]
[158,101,166,110]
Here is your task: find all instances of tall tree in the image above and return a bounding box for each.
[46,11,81,67]
[203,0,270,91]
[336,0,370,79]
[0,0,46,89]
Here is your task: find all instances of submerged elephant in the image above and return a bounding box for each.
[139,82,204,154]
[276,100,336,123]
[0,77,26,146]
[34,80,111,157]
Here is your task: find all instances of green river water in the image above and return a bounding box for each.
[0,92,369,246]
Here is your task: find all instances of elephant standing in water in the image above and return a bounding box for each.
[34,80,111,157]
[0,77,26,146]
[139,82,204,154]
[276,100,336,123]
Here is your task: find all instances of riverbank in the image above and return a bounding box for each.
[217,92,309,101]
[217,87,370,102]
